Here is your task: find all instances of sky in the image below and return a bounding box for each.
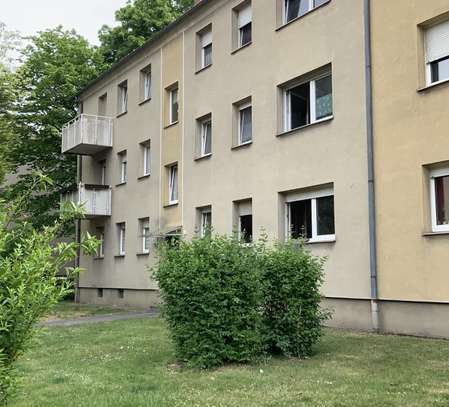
[2,0,128,45]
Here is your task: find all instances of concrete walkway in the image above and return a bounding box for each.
[39,310,159,327]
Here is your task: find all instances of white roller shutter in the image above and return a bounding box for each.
[238,201,252,217]
[238,5,252,28]
[426,20,449,62]
[201,29,212,47]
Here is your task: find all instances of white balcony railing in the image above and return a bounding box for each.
[63,183,112,218]
[62,114,113,154]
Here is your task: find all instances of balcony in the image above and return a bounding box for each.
[63,183,112,218]
[62,114,113,155]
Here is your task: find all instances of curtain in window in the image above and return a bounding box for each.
[240,107,252,143]
[144,73,151,100]
[202,121,212,154]
[169,166,178,202]
[315,75,332,120]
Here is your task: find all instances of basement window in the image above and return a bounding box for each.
[118,289,124,299]
[285,187,335,242]
[282,71,332,132]
[97,288,103,298]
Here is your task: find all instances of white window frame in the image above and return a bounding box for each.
[118,223,126,256]
[283,0,325,24]
[118,81,128,114]
[168,165,178,205]
[237,4,252,48]
[285,187,335,243]
[200,28,212,69]
[140,218,151,253]
[142,67,151,101]
[238,102,252,145]
[169,87,179,124]
[143,143,151,176]
[119,153,127,183]
[200,118,212,157]
[200,208,212,237]
[96,227,105,258]
[283,72,332,132]
[429,167,449,233]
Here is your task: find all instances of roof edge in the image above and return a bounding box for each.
[78,0,212,98]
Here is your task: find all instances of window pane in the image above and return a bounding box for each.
[315,75,333,120]
[317,195,335,235]
[431,57,449,83]
[289,200,312,239]
[314,0,328,7]
[240,106,252,143]
[239,23,252,47]
[203,121,212,154]
[289,82,310,129]
[240,214,253,243]
[435,175,449,225]
[285,0,309,22]
[203,44,212,67]
[171,89,179,123]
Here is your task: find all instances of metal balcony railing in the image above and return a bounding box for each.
[63,183,112,218]
[61,114,113,155]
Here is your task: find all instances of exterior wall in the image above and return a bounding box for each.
[371,0,449,303]
[79,288,160,308]
[182,0,371,300]
[78,49,163,293]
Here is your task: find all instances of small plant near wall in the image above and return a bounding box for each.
[0,173,99,406]
[153,234,331,369]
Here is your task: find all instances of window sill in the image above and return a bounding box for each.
[115,182,127,187]
[194,153,212,162]
[164,121,179,130]
[276,1,331,32]
[231,141,252,150]
[114,254,125,258]
[417,78,449,93]
[138,97,152,106]
[231,41,252,55]
[164,202,179,208]
[116,111,128,118]
[136,252,150,257]
[138,174,151,180]
[94,256,104,261]
[195,64,212,75]
[423,230,449,237]
[276,116,333,138]
[304,237,336,245]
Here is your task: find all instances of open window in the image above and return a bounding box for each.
[168,164,178,205]
[140,64,152,102]
[196,114,212,158]
[281,67,332,132]
[285,186,335,243]
[283,0,329,24]
[117,80,128,115]
[234,200,253,243]
[430,167,449,232]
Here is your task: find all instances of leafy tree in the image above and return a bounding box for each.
[0,66,16,184]
[99,0,194,65]
[0,173,99,406]
[6,27,104,229]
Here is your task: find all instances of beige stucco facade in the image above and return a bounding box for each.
[62,0,449,336]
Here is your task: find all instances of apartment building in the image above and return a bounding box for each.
[60,0,449,336]
[371,0,449,337]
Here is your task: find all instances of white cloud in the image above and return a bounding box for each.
[2,0,128,45]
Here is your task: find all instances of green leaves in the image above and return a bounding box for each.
[98,0,194,65]
[153,235,331,369]
[0,188,100,405]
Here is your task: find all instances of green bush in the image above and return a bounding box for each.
[154,235,265,368]
[262,241,330,357]
[154,234,330,369]
[0,174,98,405]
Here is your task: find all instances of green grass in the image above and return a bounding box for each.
[43,301,140,321]
[14,318,449,407]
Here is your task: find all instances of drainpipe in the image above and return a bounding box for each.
[74,155,82,303]
[363,0,379,332]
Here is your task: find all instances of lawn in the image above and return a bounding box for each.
[43,300,141,321]
[14,317,449,407]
